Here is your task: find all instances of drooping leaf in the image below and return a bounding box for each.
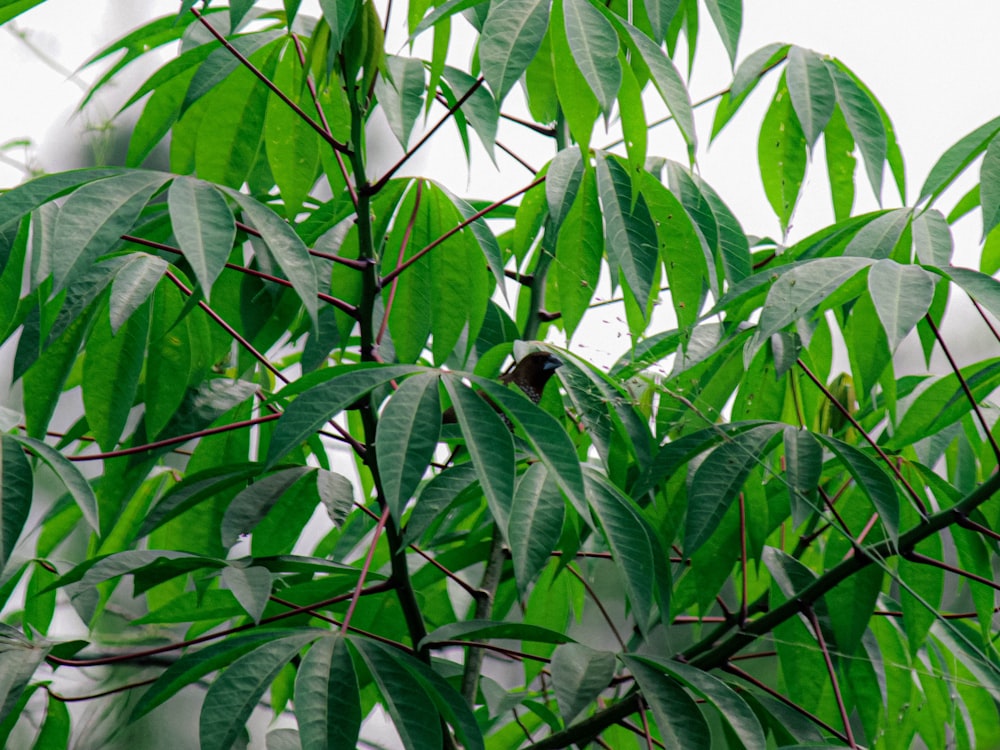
[918,114,1000,204]
[703,0,741,66]
[10,435,99,533]
[220,466,314,547]
[816,435,899,542]
[199,631,322,750]
[785,46,835,149]
[546,147,584,231]
[911,209,953,266]
[225,190,319,329]
[620,655,711,749]
[442,375,516,531]
[376,372,441,522]
[296,634,362,750]
[685,423,783,554]
[596,153,659,315]
[830,62,886,203]
[562,0,620,117]
[867,259,935,351]
[508,462,564,595]
[479,0,549,103]
[169,177,236,300]
[221,562,272,623]
[631,655,767,750]
[109,253,168,334]
[551,644,616,724]
[50,172,169,292]
[0,435,32,569]
[758,72,807,233]
[82,297,149,451]
[266,364,425,467]
[783,426,822,526]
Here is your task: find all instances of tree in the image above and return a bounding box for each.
[0,0,999,748]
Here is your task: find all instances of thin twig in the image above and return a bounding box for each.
[190,8,349,153]
[925,314,1000,464]
[380,175,545,287]
[367,77,485,194]
[796,358,927,515]
[805,607,857,748]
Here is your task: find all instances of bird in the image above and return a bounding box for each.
[442,351,563,424]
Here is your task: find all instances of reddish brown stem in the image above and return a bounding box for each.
[190,8,349,153]
[805,607,857,748]
[796,358,927,515]
[380,175,545,287]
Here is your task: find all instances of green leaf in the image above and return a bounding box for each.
[750,257,872,356]
[82,297,149,451]
[0,625,49,726]
[508,463,564,595]
[317,468,355,527]
[169,178,236,300]
[641,173,707,330]
[199,631,322,750]
[620,655,711,749]
[421,619,575,646]
[563,0,620,117]
[912,209,953,266]
[546,147,584,231]
[758,72,807,232]
[0,435,32,569]
[473,375,588,519]
[11,435,99,533]
[918,114,1000,204]
[348,638,443,750]
[685,423,783,554]
[319,0,360,56]
[221,563,272,623]
[551,0,599,151]
[479,0,549,103]
[51,171,168,292]
[441,67,498,161]
[376,372,441,522]
[632,655,767,750]
[824,105,857,221]
[551,644,616,724]
[830,63,886,202]
[783,426,822,526]
[554,165,602,338]
[980,133,1000,238]
[844,207,910,259]
[109,253,168,334]
[704,0,741,66]
[622,22,697,154]
[785,46,835,150]
[647,0,681,42]
[181,30,284,114]
[226,191,319,328]
[585,471,659,633]
[131,629,292,720]
[296,634,362,750]
[353,638,485,750]
[867,259,935,351]
[0,168,126,228]
[220,466,314,547]
[816,435,899,542]
[442,375,516,530]
[374,55,426,149]
[266,364,425,466]
[596,153,659,315]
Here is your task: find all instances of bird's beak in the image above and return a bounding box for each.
[543,356,563,372]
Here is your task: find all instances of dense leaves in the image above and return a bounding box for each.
[0,2,999,749]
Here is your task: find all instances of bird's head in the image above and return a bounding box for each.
[502,351,563,403]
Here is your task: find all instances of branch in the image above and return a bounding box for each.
[366,77,485,195]
[190,8,349,154]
